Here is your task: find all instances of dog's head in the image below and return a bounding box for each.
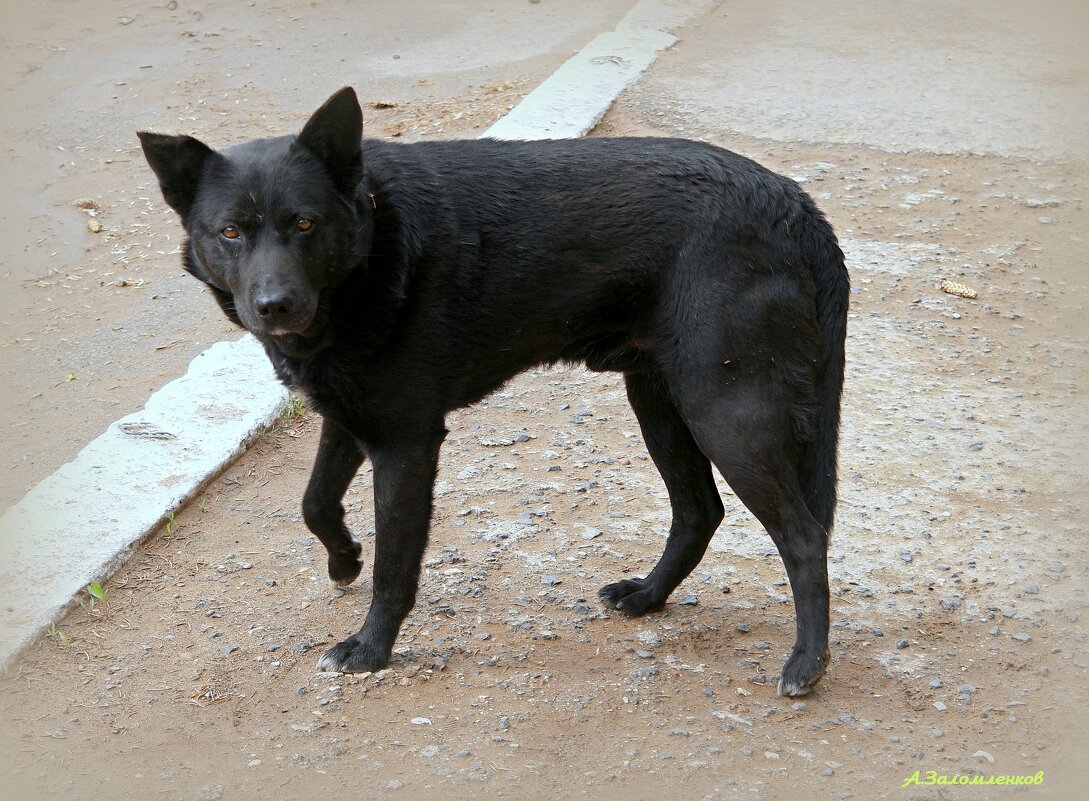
[138,87,370,350]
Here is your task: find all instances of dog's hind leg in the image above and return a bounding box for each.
[317,423,447,674]
[674,376,831,696]
[302,417,366,587]
[599,370,725,615]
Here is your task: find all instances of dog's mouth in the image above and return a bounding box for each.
[252,319,316,341]
[267,325,308,337]
[265,318,333,358]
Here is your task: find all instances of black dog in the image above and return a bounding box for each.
[139,87,848,696]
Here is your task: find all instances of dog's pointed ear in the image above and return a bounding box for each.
[297,87,364,194]
[137,132,216,219]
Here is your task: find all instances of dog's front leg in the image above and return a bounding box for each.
[317,425,447,673]
[302,416,367,587]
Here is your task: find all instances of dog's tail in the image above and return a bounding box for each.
[799,200,850,536]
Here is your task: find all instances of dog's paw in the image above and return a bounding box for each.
[598,577,666,616]
[316,638,390,674]
[327,537,364,587]
[776,646,830,697]
[327,551,363,587]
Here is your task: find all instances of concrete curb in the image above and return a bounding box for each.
[0,336,287,668]
[0,0,716,672]
[485,0,720,141]
[483,27,677,141]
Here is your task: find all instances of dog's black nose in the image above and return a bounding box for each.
[254,292,296,326]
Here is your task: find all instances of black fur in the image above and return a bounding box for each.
[139,87,849,696]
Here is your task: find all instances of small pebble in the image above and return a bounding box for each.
[637,630,662,647]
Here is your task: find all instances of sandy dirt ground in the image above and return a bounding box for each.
[2,2,1088,801]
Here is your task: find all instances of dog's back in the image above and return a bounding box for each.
[356,136,842,403]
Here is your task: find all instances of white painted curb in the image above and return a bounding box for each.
[483,27,677,141]
[484,0,718,141]
[0,0,716,671]
[0,335,287,668]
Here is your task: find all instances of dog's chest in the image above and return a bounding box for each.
[285,356,351,406]
[278,350,395,432]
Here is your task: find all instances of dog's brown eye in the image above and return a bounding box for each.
[221,225,240,240]
[297,218,314,233]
